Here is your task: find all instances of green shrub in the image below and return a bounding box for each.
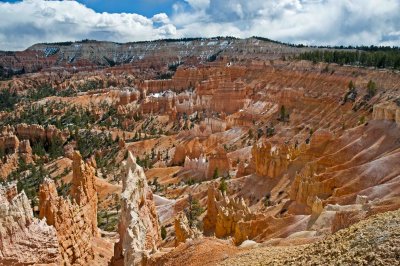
[161,226,167,240]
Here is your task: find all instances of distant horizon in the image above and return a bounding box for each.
[4,36,400,53]
[1,0,399,51]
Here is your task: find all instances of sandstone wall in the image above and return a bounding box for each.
[15,123,70,144]
[171,138,204,165]
[0,134,19,154]
[372,102,400,124]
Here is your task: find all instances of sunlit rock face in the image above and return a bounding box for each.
[39,151,98,265]
[111,152,160,266]
[203,184,252,242]
[251,141,290,178]
[207,146,230,179]
[372,102,400,124]
[0,182,61,265]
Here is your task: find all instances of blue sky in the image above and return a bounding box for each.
[2,0,179,16]
[76,0,177,17]
[0,0,399,50]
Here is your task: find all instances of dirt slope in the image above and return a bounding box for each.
[220,209,400,266]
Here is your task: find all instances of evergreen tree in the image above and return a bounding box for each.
[185,194,204,227]
[213,167,219,179]
[367,80,377,98]
[219,178,228,193]
[161,226,167,240]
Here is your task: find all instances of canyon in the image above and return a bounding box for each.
[0,37,400,265]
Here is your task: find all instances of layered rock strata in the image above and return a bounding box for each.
[372,102,400,124]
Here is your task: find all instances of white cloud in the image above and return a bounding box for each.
[152,13,170,24]
[0,0,177,50]
[0,0,399,50]
[172,0,400,46]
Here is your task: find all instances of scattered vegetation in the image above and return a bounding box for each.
[266,123,275,137]
[218,178,228,193]
[279,105,290,122]
[366,80,377,100]
[264,193,271,207]
[11,162,50,208]
[343,81,358,103]
[185,194,204,228]
[0,89,19,111]
[97,210,119,232]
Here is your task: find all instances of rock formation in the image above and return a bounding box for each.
[207,146,230,179]
[203,184,252,241]
[251,141,290,178]
[182,155,208,180]
[372,102,400,124]
[0,182,61,265]
[111,152,160,266]
[70,151,99,236]
[235,160,247,178]
[0,134,19,155]
[39,151,98,265]
[15,123,70,144]
[171,138,204,166]
[18,139,33,163]
[117,88,140,106]
[289,162,330,208]
[174,212,201,246]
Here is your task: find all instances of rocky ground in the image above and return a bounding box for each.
[220,209,400,266]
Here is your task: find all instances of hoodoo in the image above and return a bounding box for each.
[111,152,160,265]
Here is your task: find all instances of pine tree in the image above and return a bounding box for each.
[367,80,377,98]
[185,194,204,227]
[219,178,228,193]
[213,167,219,179]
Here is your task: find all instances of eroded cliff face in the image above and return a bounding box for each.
[203,184,252,242]
[0,38,303,76]
[0,182,61,265]
[0,123,69,178]
[15,123,70,144]
[111,152,160,266]
[372,102,400,124]
[39,151,98,265]
[251,141,291,178]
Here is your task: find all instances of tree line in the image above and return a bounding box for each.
[297,48,400,69]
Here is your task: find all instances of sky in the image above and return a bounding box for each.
[0,0,399,50]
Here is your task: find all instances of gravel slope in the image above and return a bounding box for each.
[219,209,400,266]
